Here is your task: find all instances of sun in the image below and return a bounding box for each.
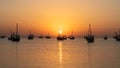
[59,30,63,34]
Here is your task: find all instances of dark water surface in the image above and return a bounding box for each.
[0,38,120,68]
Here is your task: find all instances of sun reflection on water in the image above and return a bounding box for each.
[59,41,63,68]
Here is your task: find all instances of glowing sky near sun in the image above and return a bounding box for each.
[0,0,120,37]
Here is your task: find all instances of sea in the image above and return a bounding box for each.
[0,38,120,68]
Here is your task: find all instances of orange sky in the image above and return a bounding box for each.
[0,0,120,37]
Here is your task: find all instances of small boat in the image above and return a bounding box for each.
[113,29,120,41]
[85,24,94,43]
[28,34,34,40]
[45,33,51,39]
[69,36,75,40]
[38,36,44,39]
[57,31,65,40]
[9,24,20,42]
[69,30,75,40]
[85,35,94,43]
[104,36,108,40]
[0,35,5,38]
[63,35,67,40]
[57,35,64,40]
[45,36,51,39]
[28,30,34,40]
[116,35,120,41]
[11,32,20,42]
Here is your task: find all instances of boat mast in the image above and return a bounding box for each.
[72,30,73,36]
[16,24,18,34]
[88,24,92,35]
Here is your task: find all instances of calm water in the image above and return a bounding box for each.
[0,38,120,68]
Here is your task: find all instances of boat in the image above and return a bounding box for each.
[28,30,34,40]
[9,24,20,42]
[69,36,75,40]
[45,36,50,38]
[69,30,75,40]
[57,31,64,40]
[113,29,120,41]
[38,36,44,39]
[45,33,51,39]
[63,35,67,40]
[11,32,20,42]
[85,24,94,43]
[85,35,94,43]
[57,35,64,40]
[104,36,108,40]
[28,34,34,40]
[0,34,5,38]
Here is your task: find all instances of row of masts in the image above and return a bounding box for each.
[84,24,120,43]
[1,24,120,42]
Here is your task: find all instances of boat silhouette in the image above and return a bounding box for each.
[63,35,67,40]
[69,30,75,40]
[28,34,34,40]
[45,33,51,39]
[0,34,5,38]
[45,36,51,39]
[113,29,120,41]
[69,36,75,40]
[57,35,64,40]
[8,24,20,42]
[38,36,44,39]
[104,35,108,40]
[28,30,34,40]
[85,24,94,43]
[57,31,67,40]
